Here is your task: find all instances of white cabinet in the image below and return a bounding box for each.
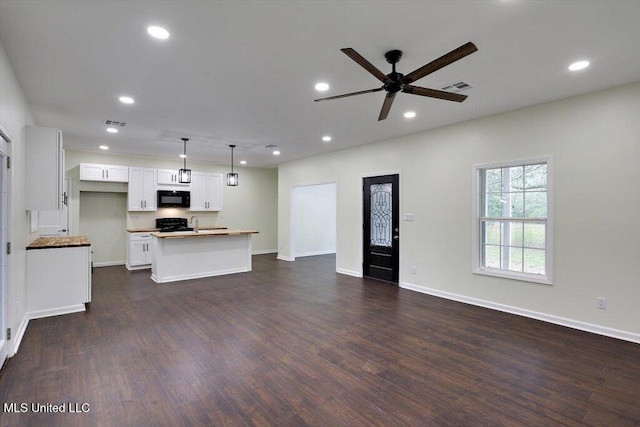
[27,245,91,317]
[80,163,129,182]
[128,168,157,211]
[189,172,223,211]
[26,126,64,211]
[157,169,189,186]
[126,232,154,269]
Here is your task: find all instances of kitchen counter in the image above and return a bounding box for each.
[151,229,258,283]
[151,229,258,238]
[27,235,91,250]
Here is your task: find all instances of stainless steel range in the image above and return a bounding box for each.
[155,217,193,232]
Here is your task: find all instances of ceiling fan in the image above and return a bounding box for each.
[315,42,478,121]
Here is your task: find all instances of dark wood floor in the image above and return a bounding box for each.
[1,254,638,426]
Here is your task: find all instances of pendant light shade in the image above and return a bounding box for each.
[178,138,191,183]
[227,144,238,186]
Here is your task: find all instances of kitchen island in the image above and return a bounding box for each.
[150,229,259,283]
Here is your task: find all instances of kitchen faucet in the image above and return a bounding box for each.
[190,216,199,233]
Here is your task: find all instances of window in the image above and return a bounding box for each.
[473,158,552,284]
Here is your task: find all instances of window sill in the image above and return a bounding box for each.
[473,268,552,285]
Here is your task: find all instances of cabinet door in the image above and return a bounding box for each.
[188,172,207,211]
[129,240,148,266]
[26,126,64,210]
[105,165,129,182]
[205,173,223,211]
[142,169,157,210]
[128,168,145,211]
[158,169,189,186]
[143,240,154,264]
[80,163,106,181]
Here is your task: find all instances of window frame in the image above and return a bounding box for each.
[472,157,553,285]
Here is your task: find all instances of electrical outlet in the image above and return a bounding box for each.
[597,297,607,310]
[411,265,417,274]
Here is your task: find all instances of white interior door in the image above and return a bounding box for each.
[0,125,10,363]
[38,178,70,236]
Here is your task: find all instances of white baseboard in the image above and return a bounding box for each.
[401,282,640,344]
[125,263,151,271]
[94,261,125,267]
[295,250,336,258]
[11,314,30,357]
[337,268,362,278]
[253,249,278,255]
[27,304,86,321]
[277,255,293,262]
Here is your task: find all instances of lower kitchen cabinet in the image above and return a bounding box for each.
[26,242,92,319]
[126,232,154,269]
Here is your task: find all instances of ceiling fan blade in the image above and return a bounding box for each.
[314,87,383,102]
[341,48,390,83]
[378,92,396,121]
[403,42,478,84]
[403,85,468,102]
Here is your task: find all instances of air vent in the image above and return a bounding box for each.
[105,120,126,127]
[441,81,473,93]
[265,144,277,148]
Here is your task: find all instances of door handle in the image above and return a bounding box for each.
[393,235,399,240]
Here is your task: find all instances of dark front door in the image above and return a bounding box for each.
[363,174,399,283]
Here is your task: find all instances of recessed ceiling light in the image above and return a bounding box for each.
[147,26,170,40]
[99,145,109,150]
[315,82,329,91]
[179,154,187,158]
[106,127,118,133]
[404,111,416,119]
[568,60,590,71]
[240,160,247,165]
[322,135,332,142]
[119,96,135,104]
[273,150,280,156]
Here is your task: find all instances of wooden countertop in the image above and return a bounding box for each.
[151,229,258,239]
[127,227,227,233]
[27,236,91,250]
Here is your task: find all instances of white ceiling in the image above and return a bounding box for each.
[1,0,639,168]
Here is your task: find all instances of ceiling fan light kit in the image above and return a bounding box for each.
[315,42,478,121]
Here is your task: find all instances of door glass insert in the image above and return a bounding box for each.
[370,183,392,247]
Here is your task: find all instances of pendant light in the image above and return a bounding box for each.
[178,138,191,183]
[227,144,238,186]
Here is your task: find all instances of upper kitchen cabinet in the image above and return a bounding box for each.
[26,125,64,211]
[157,169,189,186]
[189,172,223,211]
[128,167,157,211]
[80,163,129,182]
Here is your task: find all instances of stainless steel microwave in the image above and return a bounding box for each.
[157,190,190,208]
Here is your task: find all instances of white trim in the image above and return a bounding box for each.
[151,267,249,283]
[337,268,362,278]
[125,263,150,271]
[295,249,336,258]
[401,282,640,344]
[11,314,30,356]
[26,304,86,321]
[277,254,293,262]
[252,249,277,255]
[94,261,125,267]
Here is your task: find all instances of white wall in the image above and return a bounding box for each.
[292,183,336,258]
[0,41,35,355]
[79,192,127,266]
[278,82,640,340]
[65,150,278,258]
